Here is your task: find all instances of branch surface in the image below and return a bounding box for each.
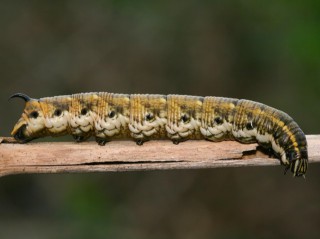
[0,135,319,177]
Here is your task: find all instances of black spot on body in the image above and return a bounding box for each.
[214,117,223,125]
[145,113,154,121]
[181,114,189,123]
[108,110,116,118]
[246,121,254,130]
[54,109,62,117]
[81,108,88,115]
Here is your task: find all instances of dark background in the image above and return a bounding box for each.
[1,1,320,238]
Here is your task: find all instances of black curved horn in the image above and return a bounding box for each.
[9,93,32,102]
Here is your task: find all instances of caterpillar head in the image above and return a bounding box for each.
[10,93,46,143]
[285,148,308,177]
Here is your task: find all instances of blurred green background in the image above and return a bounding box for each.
[0,0,320,238]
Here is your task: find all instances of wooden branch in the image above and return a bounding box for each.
[0,135,319,177]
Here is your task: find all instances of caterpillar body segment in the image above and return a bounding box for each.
[201,96,237,142]
[10,92,308,177]
[91,93,131,144]
[166,95,204,142]
[129,94,167,144]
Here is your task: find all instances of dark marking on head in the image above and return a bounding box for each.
[13,124,32,142]
[30,111,39,119]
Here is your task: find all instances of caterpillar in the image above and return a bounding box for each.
[10,92,308,177]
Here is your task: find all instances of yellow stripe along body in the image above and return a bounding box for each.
[11,92,308,177]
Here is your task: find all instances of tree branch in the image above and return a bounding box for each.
[0,135,319,177]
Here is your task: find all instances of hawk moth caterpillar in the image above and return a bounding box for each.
[10,92,308,177]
